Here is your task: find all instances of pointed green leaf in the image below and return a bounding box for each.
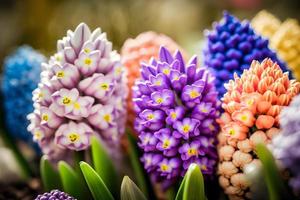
[80,161,114,200]
[127,131,149,197]
[91,136,118,196]
[121,176,146,200]
[175,174,187,200]
[183,163,206,200]
[256,143,290,200]
[58,161,88,200]
[40,156,62,191]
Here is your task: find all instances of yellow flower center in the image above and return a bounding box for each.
[84,48,91,53]
[201,108,208,113]
[187,148,198,156]
[55,55,61,61]
[163,139,171,149]
[161,164,169,172]
[182,125,191,133]
[190,90,200,98]
[156,98,163,104]
[147,114,154,120]
[100,83,109,91]
[241,115,248,121]
[247,99,254,106]
[68,133,80,143]
[34,131,42,140]
[38,92,44,99]
[173,76,179,81]
[163,69,170,75]
[229,129,235,135]
[201,165,207,171]
[171,112,177,119]
[56,71,65,78]
[42,114,49,121]
[63,97,71,105]
[84,58,92,66]
[74,102,80,110]
[155,80,161,86]
[103,114,111,122]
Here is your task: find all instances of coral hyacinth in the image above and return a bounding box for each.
[2,46,45,144]
[27,23,128,161]
[272,95,300,194]
[133,47,220,188]
[203,12,289,97]
[121,32,184,129]
[217,59,300,199]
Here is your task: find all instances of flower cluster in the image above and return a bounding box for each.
[203,12,289,97]
[27,23,128,161]
[272,94,300,194]
[1,46,45,144]
[35,190,75,200]
[251,10,281,39]
[271,19,300,80]
[217,59,300,199]
[133,47,220,187]
[121,31,184,129]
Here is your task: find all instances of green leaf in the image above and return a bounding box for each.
[40,156,61,191]
[91,136,118,196]
[58,161,88,200]
[256,143,290,200]
[127,131,149,197]
[183,163,206,200]
[120,176,147,200]
[80,161,114,200]
[175,173,187,200]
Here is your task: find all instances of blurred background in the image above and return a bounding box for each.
[0,0,300,63]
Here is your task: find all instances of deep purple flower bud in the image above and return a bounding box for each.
[133,47,220,187]
[203,11,290,98]
[35,189,76,200]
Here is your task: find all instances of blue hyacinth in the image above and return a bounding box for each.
[203,12,291,98]
[1,46,45,145]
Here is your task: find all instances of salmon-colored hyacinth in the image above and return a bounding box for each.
[121,31,185,130]
[217,59,300,200]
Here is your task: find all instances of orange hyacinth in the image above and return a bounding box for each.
[218,59,300,200]
[121,31,185,130]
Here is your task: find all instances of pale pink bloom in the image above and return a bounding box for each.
[219,145,235,161]
[237,139,252,153]
[217,112,232,126]
[74,51,100,76]
[240,92,262,114]
[219,176,230,188]
[230,173,250,189]
[79,73,114,101]
[266,127,280,139]
[88,104,116,129]
[55,121,93,151]
[65,96,94,120]
[232,151,252,168]
[227,138,238,148]
[218,162,238,178]
[51,88,80,117]
[250,131,268,146]
[40,106,63,129]
[217,132,228,146]
[32,82,53,106]
[52,63,80,88]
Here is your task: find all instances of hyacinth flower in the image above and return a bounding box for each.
[35,190,76,200]
[272,94,300,195]
[121,31,185,129]
[27,23,128,161]
[203,12,289,97]
[1,46,45,144]
[251,10,281,39]
[133,46,220,188]
[217,59,300,199]
[271,19,300,80]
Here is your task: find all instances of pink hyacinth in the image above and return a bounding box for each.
[28,23,128,161]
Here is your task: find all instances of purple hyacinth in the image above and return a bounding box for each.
[203,11,290,97]
[271,95,300,194]
[35,189,76,200]
[133,47,220,187]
